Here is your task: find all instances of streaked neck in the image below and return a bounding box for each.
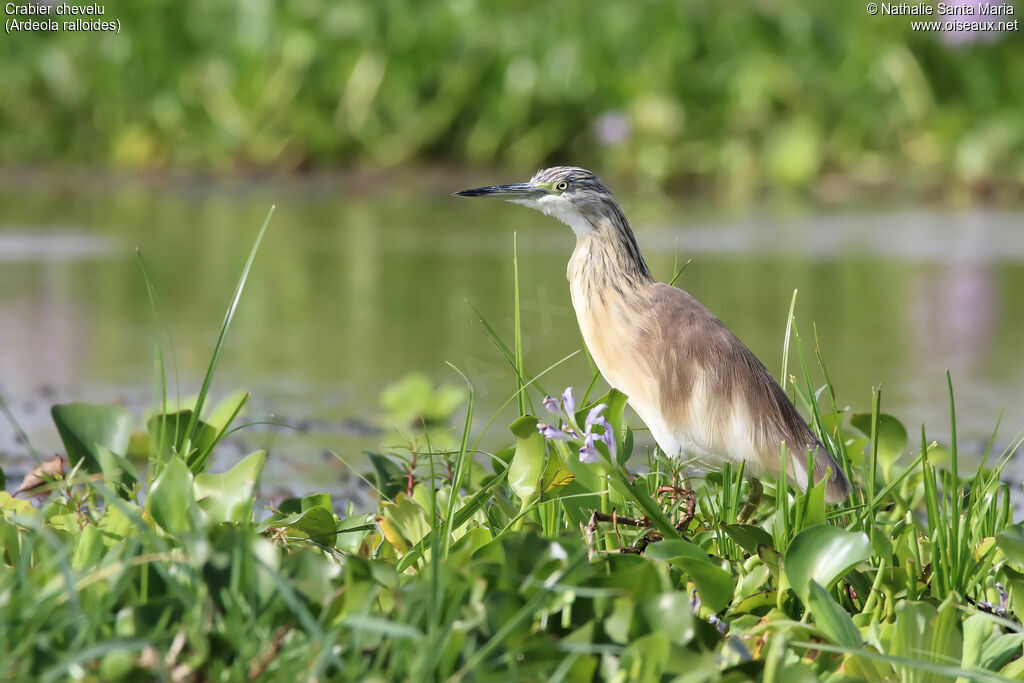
[567,204,653,291]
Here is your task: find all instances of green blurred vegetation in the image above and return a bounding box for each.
[2,1,1022,196]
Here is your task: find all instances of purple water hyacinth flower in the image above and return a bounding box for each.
[538,388,617,464]
[579,433,601,464]
[542,395,560,415]
[537,423,574,441]
[561,387,576,415]
[940,0,1013,47]
[599,424,617,460]
[593,111,632,147]
[585,404,607,430]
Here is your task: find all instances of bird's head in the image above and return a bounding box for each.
[454,166,615,236]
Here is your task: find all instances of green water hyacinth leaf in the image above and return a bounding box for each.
[366,452,406,501]
[646,538,709,564]
[646,540,734,612]
[806,580,861,648]
[539,450,575,494]
[724,523,775,555]
[680,561,735,613]
[850,412,907,478]
[891,597,962,683]
[95,445,138,498]
[996,525,1024,566]
[638,593,696,645]
[147,457,199,534]
[146,410,218,472]
[194,450,266,524]
[784,525,871,604]
[509,415,544,504]
[51,402,133,473]
[376,495,431,555]
[52,402,136,496]
[263,505,337,544]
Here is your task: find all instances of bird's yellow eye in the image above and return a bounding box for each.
[555,181,569,191]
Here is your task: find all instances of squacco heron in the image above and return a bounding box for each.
[455,166,852,503]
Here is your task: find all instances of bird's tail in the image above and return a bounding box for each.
[792,442,853,504]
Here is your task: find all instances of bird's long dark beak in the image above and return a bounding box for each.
[452,182,545,199]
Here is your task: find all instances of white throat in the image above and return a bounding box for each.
[510,195,591,236]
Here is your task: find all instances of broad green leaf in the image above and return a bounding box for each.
[637,593,695,645]
[508,415,544,504]
[617,631,670,681]
[961,612,993,672]
[147,458,198,534]
[394,461,511,572]
[334,514,375,554]
[891,596,963,683]
[376,495,431,555]
[677,559,735,613]
[51,402,133,473]
[807,580,861,648]
[736,563,772,600]
[960,612,1022,673]
[621,426,634,465]
[266,505,338,544]
[0,491,34,515]
[795,475,826,530]
[1001,566,1024,629]
[449,526,492,557]
[0,517,23,565]
[777,664,820,683]
[284,545,343,604]
[759,544,782,569]
[844,436,869,469]
[996,525,1024,567]
[724,523,775,555]
[646,540,734,612]
[604,596,635,643]
[981,632,1024,672]
[146,411,218,472]
[299,493,332,512]
[1002,657,1024,680]
[194,450,266,524]
[71,524,104,571]
[646,539,709,564]
[539,450,574,494]
[99,500,142,543]
[785,524,871,604]
[95,445,138,498]
[366,452,406,501]
[850,412,907,479]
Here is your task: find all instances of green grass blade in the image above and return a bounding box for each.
[186,205,275,450]
[0,391,42,464]
[439,361,475,560]
[513,232,527,417]
[135,248,178,468]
